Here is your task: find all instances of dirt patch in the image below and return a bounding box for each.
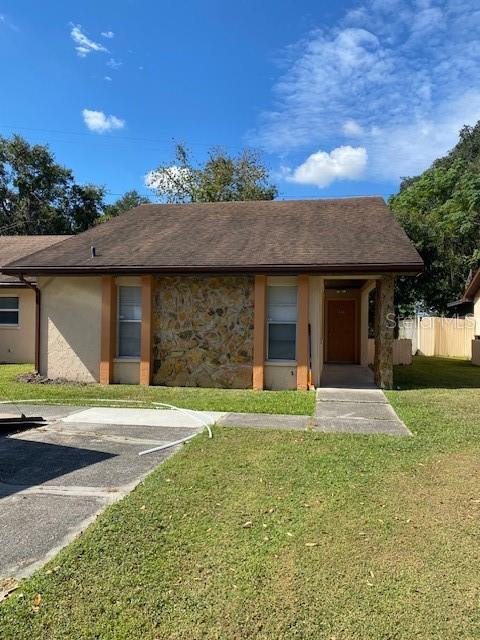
[16,373,89,386]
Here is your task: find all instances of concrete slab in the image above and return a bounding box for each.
[62,407,225,428]
[316,365,411,436]
[321,364,376,389]
[23,421,199,444]
[315,401,399,421]
[1,429,186,489]
[218,413,309,431]
[0,404,87,421]
[313,417,411,436]
[0,493,106,579]
[319,388,389,404]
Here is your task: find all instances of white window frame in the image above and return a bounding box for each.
[266,284,298,362]
[0,295,19,328]
[116,285,142,359]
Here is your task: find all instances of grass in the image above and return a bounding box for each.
[0,364,315,416]
[1,356,480,639]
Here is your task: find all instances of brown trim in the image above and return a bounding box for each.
[140,275,153,386]
[0,282,31,288]
[99,276,116,385]
[253,275,266,390]
[296,275,309,390]
[2,262,424,276]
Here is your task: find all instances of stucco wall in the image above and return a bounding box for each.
[152,275,254,388]
[264,363,297,390]
[473,293,480,365]
[0,288,36,363]
[474,292,480,336]
[38,276,102,382]
[113,359,140,384]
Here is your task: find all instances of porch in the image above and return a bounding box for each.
[256,274,395,391]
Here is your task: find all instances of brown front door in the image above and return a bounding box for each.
[326,299,356,363]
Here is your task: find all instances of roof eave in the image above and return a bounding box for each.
[465,269,480,299]
[2,262,424,276]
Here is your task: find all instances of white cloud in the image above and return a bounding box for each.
[104,76,112,82]
[82,109,125,133]
[101,31,115,39]
[253,0,480,182]
[70,24,108,57]
[106,57,122,70]
[342,119,364,137]
[286,146,368,188]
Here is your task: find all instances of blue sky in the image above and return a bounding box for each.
[1,0,479,203]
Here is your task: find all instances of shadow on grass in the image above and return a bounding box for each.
[393,356,480,390]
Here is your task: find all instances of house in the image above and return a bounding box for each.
[0,236,71,364]
[2,198,423,389]
[462,267,480,365]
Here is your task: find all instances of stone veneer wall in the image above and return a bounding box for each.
[152,275,254,388]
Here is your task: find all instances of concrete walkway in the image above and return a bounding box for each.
[314,364,411,436]
[218,412,309,430]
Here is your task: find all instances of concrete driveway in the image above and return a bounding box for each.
[0,404,222,587]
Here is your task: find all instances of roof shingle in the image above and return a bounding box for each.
[2,198,423,275]
[0,236,71,284]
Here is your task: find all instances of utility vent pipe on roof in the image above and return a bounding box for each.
[90,246,96,258]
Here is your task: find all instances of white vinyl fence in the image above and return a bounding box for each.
[399,316,476,359]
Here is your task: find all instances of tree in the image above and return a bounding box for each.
[389,123,480,314]
[146,144,277,203]
[0,134,105,235]
[101,190,150,222]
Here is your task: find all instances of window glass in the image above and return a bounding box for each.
[118,286,141,357]
[268,323,296,360]
[267,286,297,322]
[267,285,297,360]
[0,297,19,325]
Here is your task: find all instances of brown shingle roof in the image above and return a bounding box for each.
[2,198,423,275]
[0,236,72,284]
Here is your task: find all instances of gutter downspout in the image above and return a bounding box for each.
[19,274,41,374]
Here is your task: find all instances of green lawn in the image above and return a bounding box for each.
[1,357,480,639]
[0,364,315,416]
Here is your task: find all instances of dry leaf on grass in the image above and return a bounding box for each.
[32,593,42,612]
[242,521,253,528]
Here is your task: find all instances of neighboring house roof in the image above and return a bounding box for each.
[464,267,480,300]
[2,198,423,275]
[0,236,72,285]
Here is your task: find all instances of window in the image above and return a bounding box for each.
[267,285,297,360]
[0,297,19,326]
[118,286,141,358]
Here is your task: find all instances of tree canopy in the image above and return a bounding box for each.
[102,190,150,222]
[147,144,277,203]
[0,135,105,235]
[389,123,480,314]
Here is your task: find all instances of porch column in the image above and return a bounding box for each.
[360,280,376,367]
[374,275,394,389]
[253,275,267,390]
[296,275,309,390]
[140,275,153,386]
[100,275,116,385]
